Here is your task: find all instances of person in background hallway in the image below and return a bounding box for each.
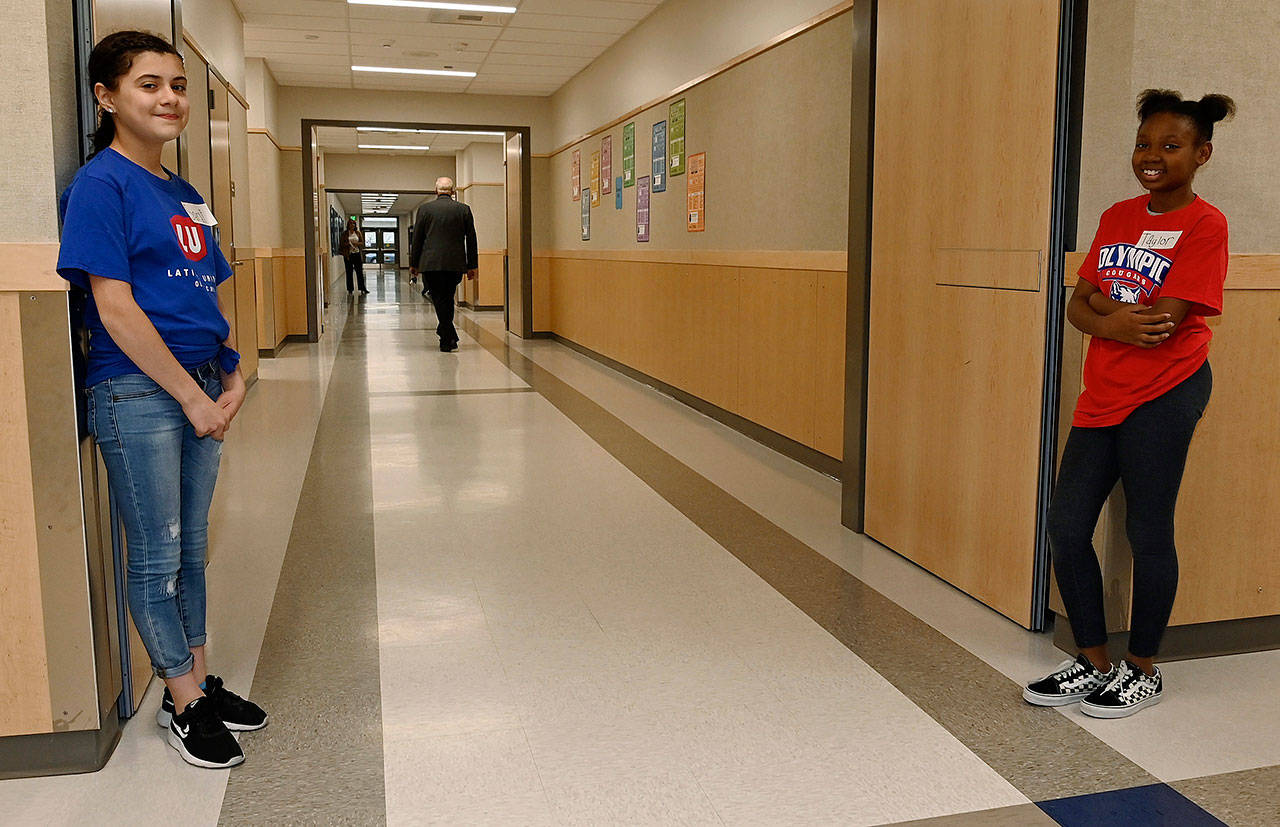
[57,31,267,770]
[339,217,367,294]
[1024,89,1234,718]
[409,176,477,352]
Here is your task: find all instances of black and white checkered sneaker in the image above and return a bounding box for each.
[1023,653,1115,706]
[1080,660,1162,718]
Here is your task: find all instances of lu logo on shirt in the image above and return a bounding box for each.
[171,215,208,262]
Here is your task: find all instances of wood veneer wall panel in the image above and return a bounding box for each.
[255,257,275,350]
[544,255,845,460]
[233,262,259,380]
[532,255,551,330]
[283,255,308,336]
[271,256,288,346]
[814,271,847,459]
[1168,291,1280,623]
[738,267,819,447]
[0,293,54,736]
[477,252,505,307]
[865,0,1060,627]
[683,264,741,413]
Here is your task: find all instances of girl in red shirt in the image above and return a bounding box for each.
[1024,90,1234,717]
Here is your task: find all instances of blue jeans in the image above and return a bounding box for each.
[88,362,223,678]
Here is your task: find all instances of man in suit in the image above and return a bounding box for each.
[410,177,478,352]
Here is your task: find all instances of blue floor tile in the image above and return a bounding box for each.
[1037,783,1226,826]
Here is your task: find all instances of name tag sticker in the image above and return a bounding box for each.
[1136,230,1181,250]
[182,202,218,226]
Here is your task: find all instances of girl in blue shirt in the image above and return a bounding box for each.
[58,31,265,769]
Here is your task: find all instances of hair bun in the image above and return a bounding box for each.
[1197,94,1236,124]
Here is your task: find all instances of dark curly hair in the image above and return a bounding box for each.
[1137,89,1236,144]
[88,30,183,154]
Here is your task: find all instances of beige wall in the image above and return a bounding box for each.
[4,0,65,242]
[181,0,246,91]
[458,142,506,250]
[275,86,553,152]
[1077,0,1277,253]
[323,153,456,192]
[547,13,852,252]
[548,0,840,149]
[244,58,279,135]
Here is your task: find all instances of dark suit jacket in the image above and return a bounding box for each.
[410,195,478,272]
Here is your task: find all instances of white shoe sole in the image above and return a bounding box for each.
[1022,687,1090,706]
[166,727,244,769]
[1080,693,1162,718]
[158,706,266,732]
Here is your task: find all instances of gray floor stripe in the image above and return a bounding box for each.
[219,309,386,825]
[461,317,1155,803]
[1173,764,1280,826]
[368,387,535,398]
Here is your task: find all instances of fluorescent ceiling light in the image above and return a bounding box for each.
[347,0,517,12]
[357,127,504,136]
[353,65,476,78]
[358,144,433,150]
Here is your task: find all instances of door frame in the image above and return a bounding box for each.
[301,119,533,341]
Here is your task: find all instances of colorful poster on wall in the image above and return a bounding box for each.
[622,122,636,187]
[581,184,591,241]
[601,135,613,194]
[668,99,686,176]
[651,120,667,193]
[637,175,650,242]
[687,151,705,232]
[615,177,623,210]
[590,151,601,207]
[571,148,581,201]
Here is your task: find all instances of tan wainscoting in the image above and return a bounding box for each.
[0,293,55,736]
[461,251,505,309]
[541,251,846,459]
[0,243,65,292]
[251,249,307,355]
[1059,252,1280,628]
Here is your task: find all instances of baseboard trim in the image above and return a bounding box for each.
[1053,612,1280,662]
[547,333,842,479]
[0,706,122,779]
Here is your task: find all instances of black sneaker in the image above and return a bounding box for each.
[167,696,244,769]
[1080,660,1162,718]
[157,675,268,732]
[1023,653,1115,706]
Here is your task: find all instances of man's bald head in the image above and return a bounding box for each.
[435,177,455,194]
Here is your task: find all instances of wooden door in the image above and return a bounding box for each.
[864,0,1062,627]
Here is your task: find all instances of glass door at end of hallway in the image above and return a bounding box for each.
[361,216,400,268]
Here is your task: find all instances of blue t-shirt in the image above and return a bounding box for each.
[57,147,239,386]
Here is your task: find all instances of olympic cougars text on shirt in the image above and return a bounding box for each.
[1072,194,1227,428]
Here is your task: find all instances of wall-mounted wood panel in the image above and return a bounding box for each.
[865,0,1061,627]
[0,293,54,736]
[542,254,845,459]
[1056,258,1280,631]
[233,261,259,381]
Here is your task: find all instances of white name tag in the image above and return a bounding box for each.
[1136,230,1181,250]
[182,201,218,226]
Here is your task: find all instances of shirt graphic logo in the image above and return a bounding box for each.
[1097,243,1172,302]
[171,215,208,262]
[1135,230,1182,250]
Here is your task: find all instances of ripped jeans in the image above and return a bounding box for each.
[88,363,223,678]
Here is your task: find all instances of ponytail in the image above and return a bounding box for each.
[87,30,182,155]
[1137,89,1236,143]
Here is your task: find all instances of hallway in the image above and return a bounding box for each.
[1,271,1276,825]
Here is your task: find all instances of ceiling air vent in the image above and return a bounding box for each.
[427,10,503,26]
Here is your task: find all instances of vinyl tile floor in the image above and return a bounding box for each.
[0,271,1275,826]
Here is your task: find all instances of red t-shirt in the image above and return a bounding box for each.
[1073,194,1227,427]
